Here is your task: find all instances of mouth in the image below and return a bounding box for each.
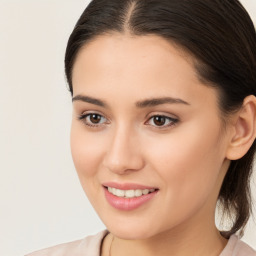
[105,186,157,198]
[102,183,159,211]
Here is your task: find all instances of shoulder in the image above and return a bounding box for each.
[25,230,109,256]
[220,235,256,256]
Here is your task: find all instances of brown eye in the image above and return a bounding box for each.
[78,113,108,127]
[146,115,179,129]
[89,114,102,124]
[153,116,166,126]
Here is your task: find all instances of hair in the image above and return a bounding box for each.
[65,0,256,238]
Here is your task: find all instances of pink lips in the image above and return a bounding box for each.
[103,182,158,211]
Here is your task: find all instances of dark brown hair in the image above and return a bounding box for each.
[65,0,256,238]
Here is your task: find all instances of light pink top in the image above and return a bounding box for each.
[25,230,256,256]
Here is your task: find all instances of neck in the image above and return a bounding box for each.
[102,204,228,256]
[109,221,227,256]
[111,225,227,256]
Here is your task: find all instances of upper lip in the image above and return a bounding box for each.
[102,182,158,190]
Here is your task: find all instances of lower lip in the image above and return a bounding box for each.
[103,187,158,211]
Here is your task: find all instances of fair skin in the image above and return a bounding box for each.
[71,34,256,256]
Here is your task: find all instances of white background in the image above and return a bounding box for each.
[0,1,255,255]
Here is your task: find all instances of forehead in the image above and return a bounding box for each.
[72,34,218,110]
[74,34,193,67]
[73,34,196,78]
[73,35,195,83]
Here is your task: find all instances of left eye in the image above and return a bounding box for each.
[146,115,178,127]
[79,113,107,127]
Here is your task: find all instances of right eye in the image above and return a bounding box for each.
[78,113,108,127]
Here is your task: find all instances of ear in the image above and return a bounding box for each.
[226,95,256,160]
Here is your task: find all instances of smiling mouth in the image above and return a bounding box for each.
[103,184,159,210]
[104,186,158,198]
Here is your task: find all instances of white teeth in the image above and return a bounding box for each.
[135,189,142,197]
[116,189,125,197]
[143,189,149,195]
[107,187,156,198]
[125,190,135,198]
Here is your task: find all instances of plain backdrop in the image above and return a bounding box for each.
[0,1,255,255]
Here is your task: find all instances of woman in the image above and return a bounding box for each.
[27,0,256,255]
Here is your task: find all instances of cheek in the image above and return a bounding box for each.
[70,123,104,181]
[146,121,225,205]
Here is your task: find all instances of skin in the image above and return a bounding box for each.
[70,34,256,256]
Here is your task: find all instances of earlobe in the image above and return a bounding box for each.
[226,95,256,160]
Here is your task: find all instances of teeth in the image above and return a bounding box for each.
[142,189,149,195]
[107,187,156,198]
[135,189,142,197]
[116,189,125,197]
[125,190,135,198]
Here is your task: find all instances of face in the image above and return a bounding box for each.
[71,34,231,239]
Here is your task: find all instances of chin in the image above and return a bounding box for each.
[106,222,161,240]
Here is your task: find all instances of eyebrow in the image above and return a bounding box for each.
[72,95,107,107]
[135,97,190,108]
[72,94,190,108]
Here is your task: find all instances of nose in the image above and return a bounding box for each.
[103,125,145,175]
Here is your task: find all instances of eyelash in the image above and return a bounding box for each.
[77,113,179,129]
[145,115,179,129]
[78,113,109,127]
